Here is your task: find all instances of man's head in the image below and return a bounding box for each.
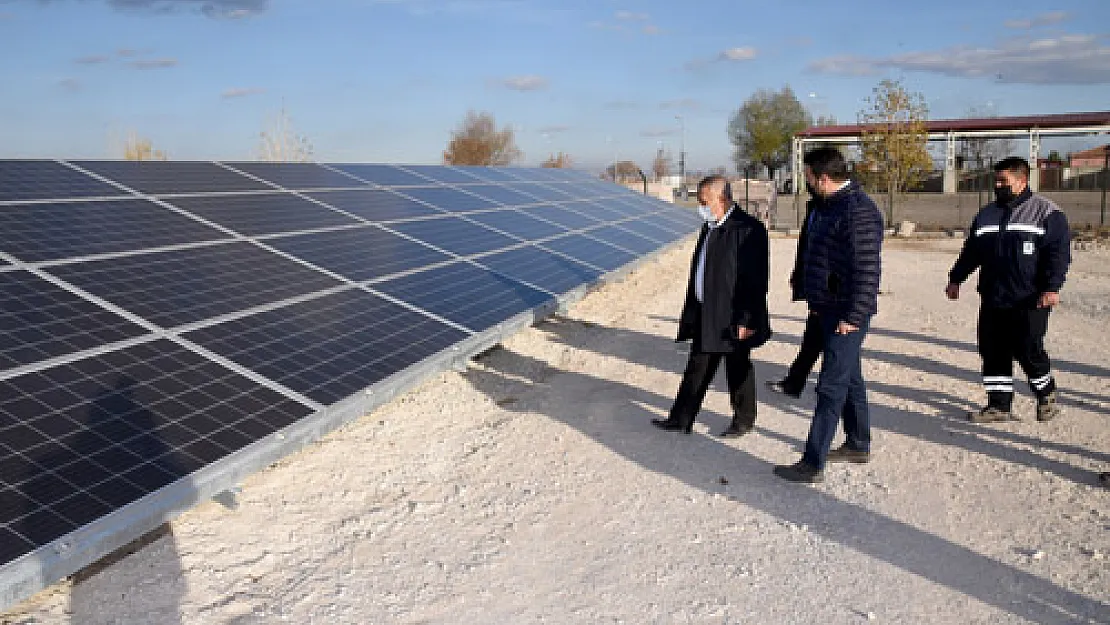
[992,156,1030,205]
[697,174,733,220]
[803,147,850,197]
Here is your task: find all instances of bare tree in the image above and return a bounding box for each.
[604,160,641,183]
[123,131,167,161]
[651,147,672,181]
[857,78,932,224]
[443,111,522,166]
[541,152,573,168]
[258,105,314,162]
[957,107,1016,171]
[728,86,812,181]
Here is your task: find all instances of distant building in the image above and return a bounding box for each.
[1069,144,1110,169]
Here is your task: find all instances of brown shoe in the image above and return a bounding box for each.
[1036,392,1062,422]
[826,444,871,464]
[968,406,1012,423]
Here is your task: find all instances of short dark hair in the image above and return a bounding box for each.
[803,147,850,181]
[697,174,733,202]
[993,156,1030,180]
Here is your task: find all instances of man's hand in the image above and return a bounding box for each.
[737,327,754,340]
[945,283,960,300]
[1037,291,1060,308]
[836,321,858,335]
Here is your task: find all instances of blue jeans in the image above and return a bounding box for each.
[802,314,871,470]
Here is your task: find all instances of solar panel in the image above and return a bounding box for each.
[331,164,433,187]
[476,245,601,295]
[304,189,445,222]
[72,161,272,195]
[183,289,469,404]
[397,186,501,214]
[466,209,567,241]
[267,226,450,282]
[541,233,636,271]
[0,339,312,565]
[0,271,149,370]
[389,216,518,257]
[0,198,228,262]
[374,261,552,332]
[0,159,698,610]
[165,193,359,237]
[222,162,367,190]
[0,160,124,202]
[48,242,342,328]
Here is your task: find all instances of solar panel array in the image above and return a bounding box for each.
[0,159,699,602]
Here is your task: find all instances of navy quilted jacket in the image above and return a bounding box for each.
[802,181,883,326]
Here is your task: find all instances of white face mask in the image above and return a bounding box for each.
[697,204,715,223]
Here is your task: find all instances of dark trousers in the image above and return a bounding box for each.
[669,338,756,429]
[978,305,1055,410]
[802,314,871,471]
[782,311,823,392]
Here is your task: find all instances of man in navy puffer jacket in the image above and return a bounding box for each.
[774,147,883,483]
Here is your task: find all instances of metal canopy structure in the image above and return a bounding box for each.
[0,160,701,610]
[791,111,1110,194]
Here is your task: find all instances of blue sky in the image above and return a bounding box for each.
[1,0,1108,171]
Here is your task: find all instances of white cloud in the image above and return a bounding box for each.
[1003,11,1069,30]
[685,46,758,70]
[131,57,179,69]
[221,86,266,99]
[614,10,648,21]
[499,75,548,91]
[40,0,268,18]
[807,34,1110,84]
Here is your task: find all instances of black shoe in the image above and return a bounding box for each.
[773,461,824,483]
[718,420,753,438]
[651,417,692,434]
[826,444,871,464]
[765,379,802,398]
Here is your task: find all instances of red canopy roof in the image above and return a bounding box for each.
[796,111,1110,137]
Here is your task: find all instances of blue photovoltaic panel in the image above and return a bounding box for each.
[304,189,444,222]
[476,245,601,295]
[0,199,228,263]
[0,161,125,202]
[183,289,469,405]
[463,184,546,207]
[523,204,600,231]
[587,225,664,256]
[48,242,342,328]
[565,200,629,222]
[507,183,575,202]
[0,339,312,564]
[516,168,565,183]
[331,164,433,187]
[72,161,273,195]
[389,216,518,257]
[652,208,702,230]
[375,261,552,332]
[267,226,450,282]
[398,187,501,214]
[466,209,567,241]
[0,271,149,370]
[165,193,359,237]
[222,162,367,190]
[641,212,697,236]
[613,217,678,243]
[542,233,636,271]
[450,167,525,183]
[399,165,484,184]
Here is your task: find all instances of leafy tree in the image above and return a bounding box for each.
[443,111,522,166]
[728,86,812,180]
[541,152,572,168]
[123,131,167,161]
[257,105,314,162]
[857,78,931,224]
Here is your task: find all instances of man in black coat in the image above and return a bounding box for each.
[651,175,771,438]
[774,147,883,483]
[766,193,823,397]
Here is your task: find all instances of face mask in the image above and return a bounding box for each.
[697,204,716,223]
[994,184,1015,205]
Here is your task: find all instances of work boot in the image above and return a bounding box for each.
[968,406,1012,423]
[1036,391,1062,422]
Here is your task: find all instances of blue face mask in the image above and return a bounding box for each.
[697,204,715,223]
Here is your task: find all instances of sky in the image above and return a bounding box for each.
[1,0,1109,172]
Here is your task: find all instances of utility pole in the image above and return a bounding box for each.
[675,115,686,198]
